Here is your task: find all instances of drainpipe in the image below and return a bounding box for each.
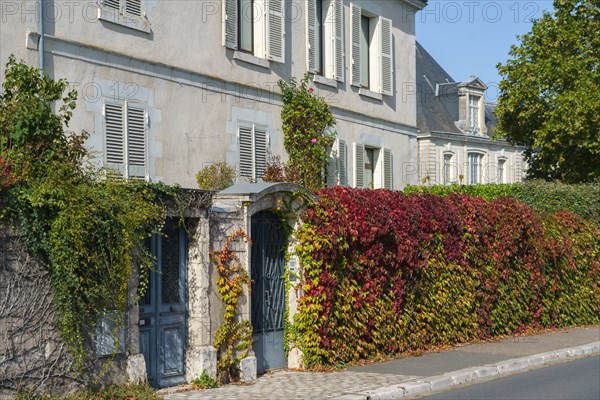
[38,0,44,70]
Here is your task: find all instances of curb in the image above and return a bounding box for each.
[331,341,600,400]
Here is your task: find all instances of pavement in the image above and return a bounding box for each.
[160,325,600,400]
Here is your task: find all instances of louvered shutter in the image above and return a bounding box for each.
[354,143,365,188]
[326,144,337,187]
[254,127,267,179]
[223,0,238,49]
[267,0,285,63]
[125,0,142,16]
[126,104,147,179]
[333,0,344,81]
[239,126,253,179]
[380,17,393,95]
[350,4,361,86]
[338,139,348,186]
[104,0,120,11]
[105,103,125,175]
[307,0,317,72]
[383,148,392,190]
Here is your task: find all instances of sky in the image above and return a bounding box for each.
[415,0,555,102]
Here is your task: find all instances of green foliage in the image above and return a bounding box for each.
[0,58,170,366]
[191,369,220,390]
[403,181,599,226]
[17,384,162,400]
[211,230,253,383]
[291,187,599,367]
[495,0,600,182]
[275,74,336,192]
[195,162,235,191]
[403,183,517,200]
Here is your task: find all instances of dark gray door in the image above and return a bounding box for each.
[139,219,187,388]
[251,211,287,373]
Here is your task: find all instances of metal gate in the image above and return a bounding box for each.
[251,211,287,373]
[139,219,187,388]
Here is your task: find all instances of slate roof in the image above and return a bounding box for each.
[416,41,498,136]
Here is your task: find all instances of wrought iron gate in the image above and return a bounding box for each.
[251,211,287,373]
[139,219,187,388]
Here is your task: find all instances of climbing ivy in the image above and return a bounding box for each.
[0,57,173,366]
[274,74,336,192]
[211,230,253,383]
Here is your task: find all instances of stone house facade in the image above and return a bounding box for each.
[415,42,527,185]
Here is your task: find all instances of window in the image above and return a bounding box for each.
[239,124,268,181]
[223,0,285,63]
[354,143,392,189]
[98,0,149,32]
[498,158,506,183]
[350,3,392,95]
[469,95,481,133]
[103,101,147,180]
[307,0,344,80]
[326,139,348,187]
[443,153,454,184]
[468,152,483,185]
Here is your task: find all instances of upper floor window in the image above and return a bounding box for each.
[469,95,481,133]
[103,101,148,180]
[223,0,285,63]
[307,0,344,81]
[468,152,484,185]
[103,0,142,16]
[350,3,393,95]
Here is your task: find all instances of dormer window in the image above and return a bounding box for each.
[469,95,480,133]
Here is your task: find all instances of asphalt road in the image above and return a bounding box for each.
[419,355,600,400]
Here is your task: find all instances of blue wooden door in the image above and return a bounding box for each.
[139,219,187,388]
[251,211,287,373]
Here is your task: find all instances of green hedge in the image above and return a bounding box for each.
[291,187,600,368]
[403,181,599,226]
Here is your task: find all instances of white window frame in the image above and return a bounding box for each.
[238,123,269,182]
[443,152,456,185]
[103,100,148,180]
[350,3,393,95]
[223,0,285,63]
[468,94,482,134]
[497,157,507,184]
[467,152,484,185]
[307,0,344,81]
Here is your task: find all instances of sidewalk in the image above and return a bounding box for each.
[160,325,600,400]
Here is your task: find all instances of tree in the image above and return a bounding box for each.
[495,0,600,183]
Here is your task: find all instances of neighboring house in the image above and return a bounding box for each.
[0,0,427,389]
[415,42,527,185]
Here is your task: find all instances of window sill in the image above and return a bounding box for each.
[359,88,383,101]
[313,74,338,88]
[97,6,151,34]
[233,51,270,69]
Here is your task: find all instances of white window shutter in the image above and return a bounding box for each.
[383,148,392,190]
[239,126,253,179]
[125,0,142,16]
[126,104,147,180]
[350,3,361,86]
[379,17,393,95]
[307,0,317,72]
[104,102,125,175]
[354,143,365,188]
[254,127,267,179]
[223,0,238,49]
[267,0,285,63]
[338,139,348,186]
[334,0,345,82]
